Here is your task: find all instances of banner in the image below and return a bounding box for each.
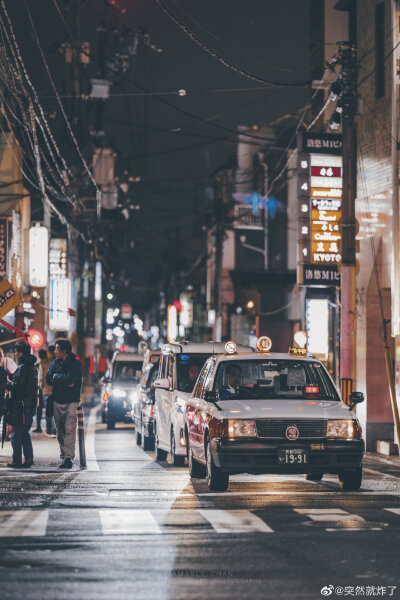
[0,277,22,320]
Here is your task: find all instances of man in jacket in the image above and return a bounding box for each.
[38,348,56,436]
[46,339,82,469]
[6,340,38,468]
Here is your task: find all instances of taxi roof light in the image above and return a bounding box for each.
[225,341,237,354]
[256,336,272,353]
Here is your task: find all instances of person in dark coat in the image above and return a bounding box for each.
[46,338,82,469]
[6,340,38,468]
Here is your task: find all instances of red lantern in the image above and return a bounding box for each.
[28,329,45,350]
[172,300,182,313]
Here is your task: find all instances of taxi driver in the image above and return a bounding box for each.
[219,364,242,399]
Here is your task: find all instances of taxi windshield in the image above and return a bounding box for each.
[213,359,339,401]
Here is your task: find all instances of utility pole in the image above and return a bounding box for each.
[213,194,223,342]
[339,42,357,402]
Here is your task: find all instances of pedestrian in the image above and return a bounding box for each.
[6,340,38,469]
[46,339,82,469]
[37,348,56,436]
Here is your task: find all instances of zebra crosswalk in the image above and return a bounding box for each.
[0,506,399,537]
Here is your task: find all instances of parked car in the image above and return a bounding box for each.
[132,358,160,450]
[101,352,144,429]
[185,338,365,492]
[153,342,253,466]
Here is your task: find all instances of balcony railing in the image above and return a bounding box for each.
[234,204,264,229]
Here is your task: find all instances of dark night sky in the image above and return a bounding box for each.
[4,0,310,307]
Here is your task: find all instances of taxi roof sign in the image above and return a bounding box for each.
[225,341,237,354]
[289,347,307,356]
[257,336,272,353]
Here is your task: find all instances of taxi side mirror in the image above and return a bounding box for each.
[204,390,218,403]
[154,378,170,390]
[349,391,364,410]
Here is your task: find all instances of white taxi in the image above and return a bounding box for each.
[185,338,365,492]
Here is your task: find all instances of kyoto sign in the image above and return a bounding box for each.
[0,277,22,319]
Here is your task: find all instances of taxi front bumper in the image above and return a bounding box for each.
[211,438,364,475]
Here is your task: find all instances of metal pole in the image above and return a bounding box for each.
[77,404,87,469]
[383,321,400,451]
[339,42,357,402]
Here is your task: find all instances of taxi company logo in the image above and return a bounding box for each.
[285,425,299,441]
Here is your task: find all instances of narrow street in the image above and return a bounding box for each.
[0,409,399,600]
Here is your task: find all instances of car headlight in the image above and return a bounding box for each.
[326,419,359,439]
[112,388,127,398]
[228,419,256,438]
[131,391,138,403]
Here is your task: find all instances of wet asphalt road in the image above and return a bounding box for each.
[0,408,400,600]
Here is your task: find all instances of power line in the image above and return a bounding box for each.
[155,0,310,88]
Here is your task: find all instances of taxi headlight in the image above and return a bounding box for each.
[228,419,256,438]
[130,391,138,404]
[326,419,356,439]
[113,388,127,398]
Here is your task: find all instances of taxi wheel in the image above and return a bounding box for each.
[171,431,185,467]
[188,444,206,479]
[143,431,154,451]
[206,437,229,492]
[136,427,142,446]
[338,467,362,491]
[305,472,323,482]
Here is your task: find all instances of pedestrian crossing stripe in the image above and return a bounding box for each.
[0,508,397,537]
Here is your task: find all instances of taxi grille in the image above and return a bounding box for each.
[256,419,327,439]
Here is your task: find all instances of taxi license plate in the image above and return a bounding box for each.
[278,448,308,464]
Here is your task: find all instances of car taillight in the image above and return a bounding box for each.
[209,418,228,438]
[148,405,154,417]
[305,386,319,394]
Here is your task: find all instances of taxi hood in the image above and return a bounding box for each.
[217,398,353,420]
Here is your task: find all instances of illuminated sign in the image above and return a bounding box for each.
[29,225,49,287]
[303,265,340,287]
[167,304,177,342]
[49,278,70,330]
[311,166,341,177]
[306,298,329,360]
[297,140,343,284]
[49,238,67,279]
[300,132,342,155]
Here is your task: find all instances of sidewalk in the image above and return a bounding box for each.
[0,429,65,471]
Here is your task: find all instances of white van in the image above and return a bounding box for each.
[153,342,252,465]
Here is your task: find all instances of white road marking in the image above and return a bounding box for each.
[364,468,400,480]
[384,508,400,516]
[85,406,100,471]
[294,508,365,522]
[199,509,274,533]
[0,511,48,537]
[99,509,161,534]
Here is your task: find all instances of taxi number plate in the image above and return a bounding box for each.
[278,448,308,464]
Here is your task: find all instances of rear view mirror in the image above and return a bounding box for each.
[204,390,218,403]
[154,378,170,390]
[349,391,364,410]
